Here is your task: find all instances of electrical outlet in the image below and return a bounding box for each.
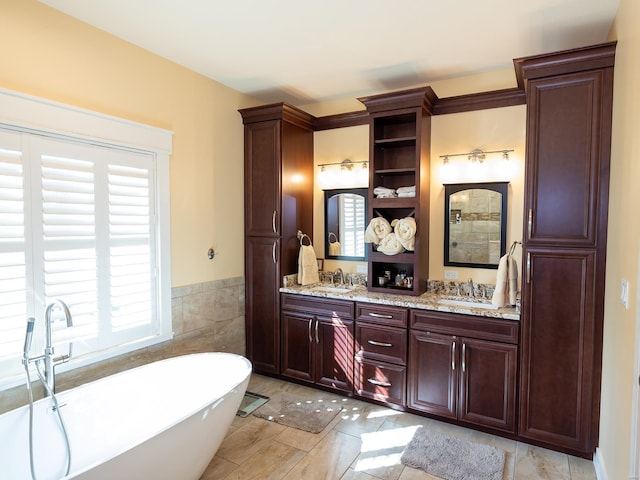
[621,279,630,309]
[356,264,367,274]
[444,270,459,280]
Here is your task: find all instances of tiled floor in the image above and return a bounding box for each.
[202,375,597,480]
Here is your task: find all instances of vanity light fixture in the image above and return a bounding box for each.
[438,148,517,184]
[318,158,368,189]
[440,148,514,164]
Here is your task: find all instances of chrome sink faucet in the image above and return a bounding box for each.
[334,268,345,285]
[468,278,475,298]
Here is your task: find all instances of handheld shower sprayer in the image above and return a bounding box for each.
[22,317,35,365]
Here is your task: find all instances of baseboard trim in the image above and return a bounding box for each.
[594,448,609,480]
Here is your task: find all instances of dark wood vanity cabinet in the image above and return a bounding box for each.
[280,294,355,393]
[516,42,615,457]
[354,303,408,406]
[240,104,315,375]
[408,310,519,433]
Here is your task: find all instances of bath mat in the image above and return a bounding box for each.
[400,426,506,480]
[236,391,269,417]
[252,391,343,433]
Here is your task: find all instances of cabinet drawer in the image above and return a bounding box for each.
[356,323,407,365]
[356,303,408,328]
[281,293,354,319]
[410,310,519,344]
[354,356,406,406]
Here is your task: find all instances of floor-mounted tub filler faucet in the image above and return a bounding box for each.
[23,299,73,396]
[22,300,74,479]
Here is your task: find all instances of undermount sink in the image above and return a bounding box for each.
[437,298,500,310]
[311,285,357,294]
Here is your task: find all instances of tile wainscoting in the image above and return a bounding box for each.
[0,276,246,415]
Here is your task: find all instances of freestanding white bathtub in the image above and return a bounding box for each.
[1,352,252,480]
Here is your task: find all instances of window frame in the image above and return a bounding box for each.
[0,89,173,389]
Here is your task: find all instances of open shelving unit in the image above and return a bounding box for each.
[358,87,435,296]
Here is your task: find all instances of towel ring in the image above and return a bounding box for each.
[508,240,521,256]
[328,232,338,243]
[297,230,312,246]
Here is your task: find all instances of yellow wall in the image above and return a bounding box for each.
[599,0,640,476]
[307,70,526,285]
[0,0,258,288]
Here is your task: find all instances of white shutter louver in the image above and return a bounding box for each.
[0,142,27,359]
[108,164,154,331]
[41,153,98,341]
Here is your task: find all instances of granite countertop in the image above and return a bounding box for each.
[280,283,520,321]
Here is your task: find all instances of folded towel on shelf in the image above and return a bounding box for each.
[373,186,397,198]
[396,185,415,194]
[394,217,417,251]
[297,245,320,286]
[377,232,405,255]
[365,217,392,245]
[491,253,519,307]
[397,191,416,198]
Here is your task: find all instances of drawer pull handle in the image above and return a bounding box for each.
[368,340,393,347]
[367,378,392,387]
[368,312,393,319]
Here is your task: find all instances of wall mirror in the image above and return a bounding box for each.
[324,188,368,260]
[444,182,508,269]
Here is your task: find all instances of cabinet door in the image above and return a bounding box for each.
[315,315,354,393]
[408,330,457,419]
[245,236,280,374]
[281,311,313,383]
[524,70,608,247]
[244,120,281,237]
[519,247,597,452]
[459,338,517,433]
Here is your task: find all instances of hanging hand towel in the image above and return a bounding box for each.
[365,217,392,245]
[394,217,417,251]
[297,245,320,286]
[508,255,519,305]
[491,254,509,307]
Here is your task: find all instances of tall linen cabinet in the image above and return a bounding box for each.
[516,42,615,458]
[239,103,315,375]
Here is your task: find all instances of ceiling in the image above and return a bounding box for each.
[40,0,619,105]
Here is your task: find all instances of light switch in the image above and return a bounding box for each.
[621,279,630,309]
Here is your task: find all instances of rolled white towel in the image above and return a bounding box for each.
[365,217,392,245]
[394,217,417,251]
[377,232,405,255]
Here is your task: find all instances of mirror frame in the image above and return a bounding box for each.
[324,187,368,261]
[444,181,508,269]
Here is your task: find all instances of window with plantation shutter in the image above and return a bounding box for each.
[0,89,172,388]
